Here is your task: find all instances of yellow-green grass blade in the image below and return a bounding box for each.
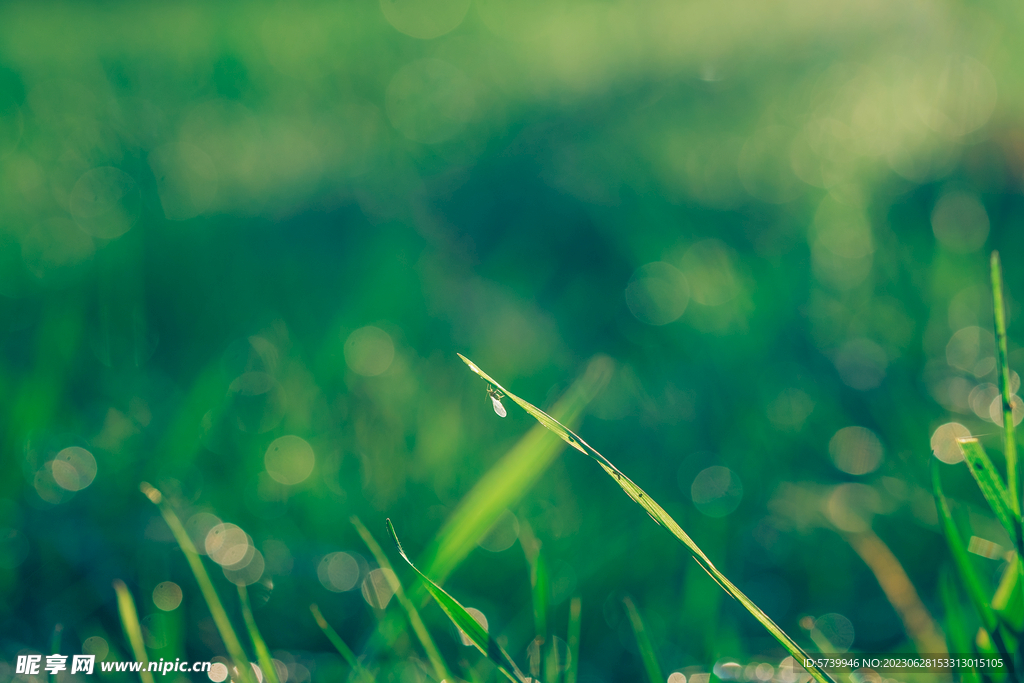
[309,604,375,683]
[939,568,981,683]
[991,251,1019,515]
[139,483,255,683]
[993,554,1024,633]
[958,438,1019,545]
[421,356,613,586]
[458,355,833,683]
[519,523,551,681]
[238,585,280,683]
[623,597,662,683]
[113,580,156,683]
[351,516,452,683]
[387,519,529,683]
[566,597,581,683]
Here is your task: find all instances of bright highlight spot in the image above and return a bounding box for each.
[208,662,229,683]
[930,422,970,464]
[265,435,316,485]
[205,523,252,567]
[51,447,97,491]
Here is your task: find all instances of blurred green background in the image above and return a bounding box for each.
[1,0,1023,681]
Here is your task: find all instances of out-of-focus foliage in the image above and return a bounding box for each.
[2,0,1024,680]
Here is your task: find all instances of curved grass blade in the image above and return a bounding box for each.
[238,585,280,683]
[458,354,832,683]
[623,597,663,683]
[992,251,1019,515]
[350,516,452,683]
[421,356,613,586]
[958,438,1019,544]
[566,597,581,683]
[386,519,528,683]
[139,483,256,683]
[309,604,375,683]
[112,580,156,683]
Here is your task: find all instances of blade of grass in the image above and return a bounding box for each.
[843,530,946,654]
[992,251,1019,515]
[519,522,550,681]
[309,604,375,683]
[421,356,614,586]
[958,438,1019,544]
[237,585,280,683]
[387,518,529,683]
[350,515,452,683]
[458,354,833,683]
[623,597,662,683]
[566,597,581,683]
[993,553,1024,633]
[932,463,1012,661]
[139,483,255,683]
[113,580,156,683]
[941,567,982,683]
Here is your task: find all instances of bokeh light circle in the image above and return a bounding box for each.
[344,326,395,376]
[624,262,689,325]
[318,552,361,592]
[380,0,470,39]
[51,447,97,491]
[828,426,883,475]
[152,581,183,611]
[361,567,398,609]
[932,191,989,253]
[386,59,474,144]
[931,422,970,464]
[68,167,141,239]
[265,435,316,485]
[691,466,743,517]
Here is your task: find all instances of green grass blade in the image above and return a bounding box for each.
[566,597,581,683]
[309,604,375,683]
[958,438,1019,543]
[386,518,529,683]
[519,523,550,681]
[237,585,281,683]
[932,464,1006,643]
[991,251,1019,515]
[457,355,833,683]
[350,515,452,683]
[420,356,613,586]
[623,597,662,683]
[112,580,156,683]
[939,568,981,683]
[139,483,255,683]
